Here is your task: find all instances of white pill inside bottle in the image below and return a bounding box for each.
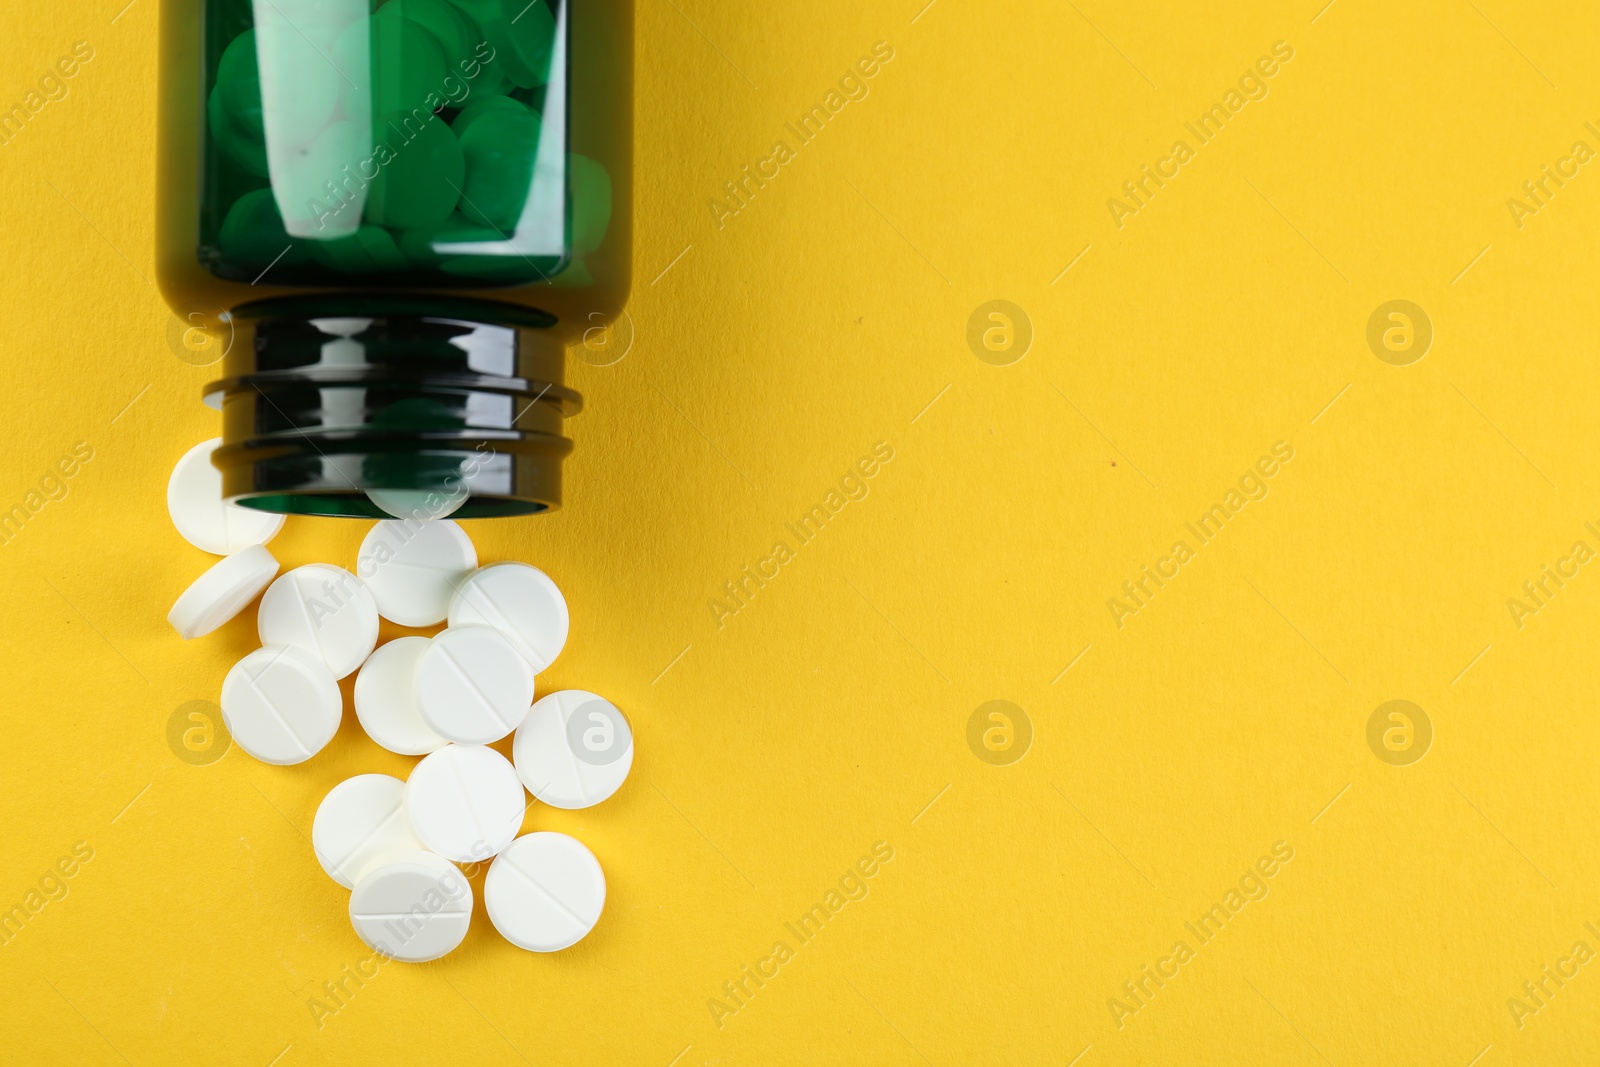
[364,487,468,522]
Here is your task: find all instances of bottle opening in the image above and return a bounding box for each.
[207,298,578,518]
[233,491,539,520]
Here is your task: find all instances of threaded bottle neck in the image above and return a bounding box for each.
[204,298,579,518]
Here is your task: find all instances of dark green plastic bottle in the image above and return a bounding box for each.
[158,0,631,518]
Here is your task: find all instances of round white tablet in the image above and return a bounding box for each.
[349,850,472,962]
[447,562,569,672]
[168,438,285,554]
[405,744,525,863]
[353,637,449,755]
[485,832,606,952]
[168,544,279,639]
[366,487,467,522]
[257,563,379,679]
[414,626,535,745]
[357,519,478,626]
[313,774,427,889]
[220,645,342,765]
[513,690,634,810]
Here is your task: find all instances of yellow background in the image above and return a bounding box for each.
[2,0,1599,1063]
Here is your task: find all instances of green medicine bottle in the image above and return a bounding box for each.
[157,0,631,518]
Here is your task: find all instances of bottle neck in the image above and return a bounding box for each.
[204,297,580,519]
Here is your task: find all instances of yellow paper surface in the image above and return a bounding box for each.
[2,1,1598,1063]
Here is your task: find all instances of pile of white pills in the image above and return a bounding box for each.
[165,440,631,961]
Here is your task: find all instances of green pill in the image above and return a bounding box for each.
[568,153,611,257]
[448,2,507,54]
[477,64,512,98]
[451,93,526,136]
[355,228,410,271]
[456,100,538,231]
[208,30,268,178]
[208,87,267,176]
[214,29,263,139]
[366,111,464,230]
[311,225,411,272]
[438,0,514,94]
[501,0,557,88]
[451,0,556,88]
[397,217,452,269]
[377,0,476,71]
[218,189,310,267]
[338,14,448,120]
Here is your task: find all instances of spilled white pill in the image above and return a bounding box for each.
[405,744,525,863]
[349,849,472,962]
[353,637,449,756]
[220,645,341,765]
[513,690,633,810]
[313,774,427,889]
[257,563,379,679]
[414,626,534,745]
[167,438,284,555]
[447,562,569,672]
[168,544,279,639]
[358,519,477,627]
[485,832,606,952]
